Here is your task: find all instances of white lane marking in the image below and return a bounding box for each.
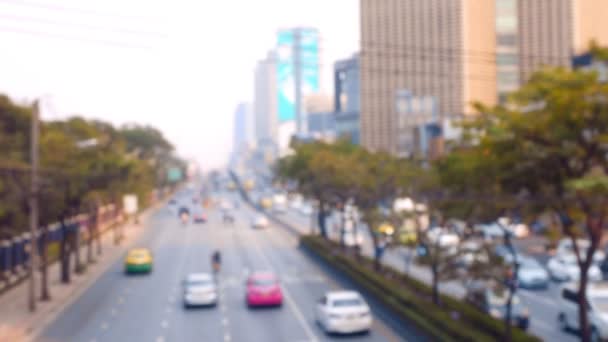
[222,318,229,327]
[117,297,124,305]
[250,233,319,342]
[156,336,165,342]
[165,306,173,314]
[110,308,117,316]
[224,333,231,342]
[161,320,169,329]
[100,322,108,330]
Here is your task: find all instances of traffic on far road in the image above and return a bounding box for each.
[39,185,420,342]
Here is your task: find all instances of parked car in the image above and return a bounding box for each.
[299,202,313,216]
[315,291,372,334]
[558,282,608,340]
[457,240,488,268]
[183,273,218,307]
[465,284,530,330]
[425,228,460,248]
[475,223,512,242]
[556,238,605,263]
[547,253,602,282]
[517,257,549,289]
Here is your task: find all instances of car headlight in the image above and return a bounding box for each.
[489,308,503,319]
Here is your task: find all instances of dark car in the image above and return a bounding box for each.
[178,206,190,216]
[465,284,530,330]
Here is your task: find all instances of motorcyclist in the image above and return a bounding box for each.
[211,250,221,273]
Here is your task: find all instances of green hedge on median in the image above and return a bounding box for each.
[300,235,541,342]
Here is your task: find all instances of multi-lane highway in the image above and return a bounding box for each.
[38,190,425,342]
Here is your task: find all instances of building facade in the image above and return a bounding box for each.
[276,27,321,140]
[334,54,360,144]
[360,0,497,154]
[514,0,608,91]
[232,102,253,155]
[254,51,278,149]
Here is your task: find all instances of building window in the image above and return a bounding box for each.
[497,53,518,66]
[497,34,517,46]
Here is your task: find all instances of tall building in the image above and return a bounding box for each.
[516,0,608,85]
[360,0,497,154]
[254,51,278,148]
[232,102,253,155]
[334,54,360,144]
[496,0,520,102]
[276,27,321,144]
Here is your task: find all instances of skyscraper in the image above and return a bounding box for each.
[360,0,497,154]
[254,51,278,148]
[232,102,253,155]
[517,0,608,84]
[276,27,321,150]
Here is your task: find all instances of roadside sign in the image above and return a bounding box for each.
[123,194,138,215]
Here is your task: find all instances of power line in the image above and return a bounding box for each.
[0,25,158,50]
[0,13,167,38]
[0,0,158,22]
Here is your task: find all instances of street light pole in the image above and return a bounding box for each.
[28,99,40,312]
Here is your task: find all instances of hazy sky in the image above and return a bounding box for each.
[0,0,359,169]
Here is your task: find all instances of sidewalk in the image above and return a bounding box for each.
[0,201,163,342]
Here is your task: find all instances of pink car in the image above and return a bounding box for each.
[246,272,283,307]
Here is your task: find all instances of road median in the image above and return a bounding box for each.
[299,235,541,342]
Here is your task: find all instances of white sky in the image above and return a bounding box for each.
[0,0,359,169]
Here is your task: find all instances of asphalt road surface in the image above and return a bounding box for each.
[38,190,425,342]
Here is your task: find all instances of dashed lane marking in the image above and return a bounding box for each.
[161,320,169,329]
[222,318,229,327]
[224,333,231,341]
[155,336,165,342]
[100,322,108,330]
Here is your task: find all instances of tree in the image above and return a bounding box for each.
[461,66,608,342]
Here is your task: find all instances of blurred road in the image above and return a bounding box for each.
[38,189,425,342]
[277,206,578,342]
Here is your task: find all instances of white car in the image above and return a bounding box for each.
[517,257,550,289]
[558,282,608,340]
[426,228,460,248]
[547,254,602,282]
[183,273,218,307]
[252,215,269,229]
[556,238,605,263]
[315,291,372,334]
[299,203,313,216]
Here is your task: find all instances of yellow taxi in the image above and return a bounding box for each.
[377,222,395,236]
[260,197,273,210]
[125,248,153,274]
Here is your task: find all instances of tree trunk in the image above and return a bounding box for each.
[39,225,50,301]
[87,210,96,264]
[60,228,71,284]
[96,206,102,256]
[318,199,327,239]
[74,223,82,274]
[339,205,346,248]
[579,262,591,342]
[431,264,439,305]
[505,290,514,342]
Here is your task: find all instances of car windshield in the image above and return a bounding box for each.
[187,279,212,287]
[251,278,276,286]
[332,298,364,307]
[520,258,542,269]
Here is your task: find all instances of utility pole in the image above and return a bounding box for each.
[28,99,40,312]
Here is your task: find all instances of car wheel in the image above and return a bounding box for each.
[558,313,569,331]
